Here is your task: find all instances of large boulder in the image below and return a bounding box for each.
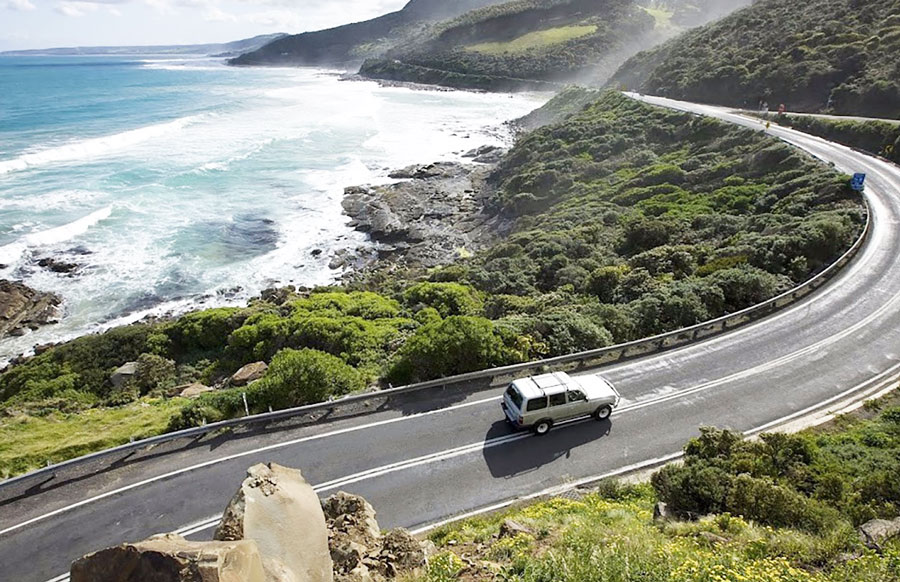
[70,534,269,582]
[216,463,333,582]
[0,280,61,338]
[231,362,268,386]
[110,362,138,388]
[859,517,900,551]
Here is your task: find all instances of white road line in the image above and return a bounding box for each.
[0,395,499,539]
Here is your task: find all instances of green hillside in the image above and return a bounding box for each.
[230,0,507,66]
[608,0,900,118]
[359,0,661,90]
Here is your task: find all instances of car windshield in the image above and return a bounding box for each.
[505,385,523,409]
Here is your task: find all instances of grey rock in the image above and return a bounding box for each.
[653,501,672,522]
[70,533,270,582]
[177,383,214,398]
[37,257,80,274]
[859,517,900,551]
[110,362,138,388]
[231,362,268,386]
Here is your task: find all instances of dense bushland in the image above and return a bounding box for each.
[410,400,900,582]
[608,0,900,118]
[0,92,863,468]
[419,91,863,349]
[773,114,900,163]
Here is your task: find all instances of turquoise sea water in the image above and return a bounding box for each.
[0,55,546,361]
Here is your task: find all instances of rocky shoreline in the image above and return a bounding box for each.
[335,147,511,277]
[0,280,61,340]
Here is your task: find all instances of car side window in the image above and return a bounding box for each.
[549,392,567,407]
[526,397,548,412]
[567,390,586,403]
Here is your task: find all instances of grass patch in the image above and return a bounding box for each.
[466,25,598,55]
[412,399,900,582]
[640,6,676,33]
[0,398,185,479]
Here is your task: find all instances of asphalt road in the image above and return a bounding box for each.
[3,96,900,582]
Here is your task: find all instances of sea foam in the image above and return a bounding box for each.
[0,206,112,264]
[0,115,205,176]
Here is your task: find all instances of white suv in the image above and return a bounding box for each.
[501,372,621,435]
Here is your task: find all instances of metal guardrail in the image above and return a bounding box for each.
[0,198,872,496]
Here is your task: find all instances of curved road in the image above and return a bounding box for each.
[3,96,900,582]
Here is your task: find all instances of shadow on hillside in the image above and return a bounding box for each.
[482,417,612,478]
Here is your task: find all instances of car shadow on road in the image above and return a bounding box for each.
[482,418,612,478]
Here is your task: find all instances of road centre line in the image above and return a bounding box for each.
[0,395,499,538]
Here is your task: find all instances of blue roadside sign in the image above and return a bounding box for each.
[851,173,867,192]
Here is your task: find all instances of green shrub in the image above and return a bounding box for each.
[132,353,177,395]
[404,282,483,317]
[170,348,364,429]
[388,316,520,384]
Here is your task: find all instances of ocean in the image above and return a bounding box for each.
[0,55,547,361]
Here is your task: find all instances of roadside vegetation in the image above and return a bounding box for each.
[608,0,900,118]
[407,394,900,582]
[0,92,864,476]
[770,114,900,164]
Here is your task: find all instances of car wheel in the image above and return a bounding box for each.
[593,405,612,420]
[534,420,552,435]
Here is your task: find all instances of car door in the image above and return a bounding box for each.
[567,389,591,417]
[547,391,569,422]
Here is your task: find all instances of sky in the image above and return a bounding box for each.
[0,0,409,51]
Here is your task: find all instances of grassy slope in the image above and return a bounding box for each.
[608,0,900,117]
[0,398,184,478]
[466,25,599,55]
[409,393,900,582]
[0,93,864,476]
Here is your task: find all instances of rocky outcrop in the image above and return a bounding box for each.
[340,161,510,272]
[70,534,270,582]
[216,463,333,582]
[859,517,900,551]
[322,492,429,582]
[463,145,506,164]
[0,280,61,339]
[230,362,268,386]
[37,257,80,275]
[70,466,431,582]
